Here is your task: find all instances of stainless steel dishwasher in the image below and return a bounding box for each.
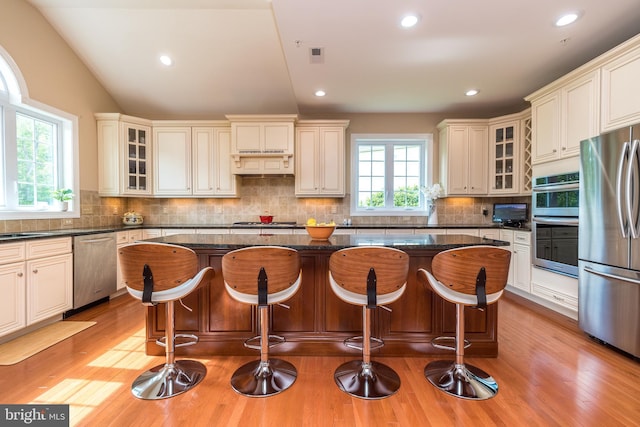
[73,232,117,310]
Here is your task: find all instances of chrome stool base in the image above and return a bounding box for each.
[424,360,498,400]
[230,359,297,397]
[334,360,401,399]
[131,360,206,400]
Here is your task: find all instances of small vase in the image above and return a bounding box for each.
[57,201,69,212]
[427,202,438,225]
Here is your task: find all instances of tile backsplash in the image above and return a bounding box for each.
[1,176,530,232]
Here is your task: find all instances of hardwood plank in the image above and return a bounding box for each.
[0,292,637,426]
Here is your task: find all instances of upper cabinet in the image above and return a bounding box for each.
[295,120,350,197]
[601,42,640,132]
[488,110,532,195]
[527,70,600,165]
[489,120,518,194]
[96,113,152,197]
[438,120,488,196]
[152,123,238,197]
[526,33,640,165]
[96,114,238,198]
[226,114,297,175]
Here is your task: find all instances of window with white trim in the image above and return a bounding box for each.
[351,134,434,216]
[0,46,78,220]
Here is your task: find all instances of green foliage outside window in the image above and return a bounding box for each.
[362,185,421,208]
[16,113,55,206]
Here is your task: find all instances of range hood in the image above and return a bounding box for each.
[227,114,297,175]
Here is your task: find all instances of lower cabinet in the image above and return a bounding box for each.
[0,238,72,338]
[500,230,531,293]
[27,253,73,324]
[0,261,26,336]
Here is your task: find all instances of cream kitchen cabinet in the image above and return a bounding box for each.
[512,231,532,293]
[152,124,238,197]
[489,120,519,194]
[295,120,349,197]
[96,113,152,197]
[527,70,600,165]
[438,120,488,196]
[0,242,26,337]
[227,114,297,175]
[500,230,531,293]
[116,229,146,291]
[600,42,640,131]
[26,238,73,325]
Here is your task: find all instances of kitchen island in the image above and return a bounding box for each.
[140,233,509,357]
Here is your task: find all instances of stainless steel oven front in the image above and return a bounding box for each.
[532,172,579,277]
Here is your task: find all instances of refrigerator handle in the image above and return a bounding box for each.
[617,141,629,238]
[583,265,640,285]
[626,139,640,238]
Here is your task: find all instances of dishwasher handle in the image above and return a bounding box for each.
[79,237,115,244]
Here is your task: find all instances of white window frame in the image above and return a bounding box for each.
[0,45,79,220]
[350,133,435,217]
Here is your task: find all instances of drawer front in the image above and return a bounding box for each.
[116,231,129,244]
[514,231,531,245]
[26,237,72,259]
[531,282,578,311]
[0,242,26,264]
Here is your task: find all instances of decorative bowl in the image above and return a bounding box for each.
[122,212,143,225]
[260,215,273,224]
[305,225,336,240]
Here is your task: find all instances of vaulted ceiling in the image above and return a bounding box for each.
[27,0,640,119]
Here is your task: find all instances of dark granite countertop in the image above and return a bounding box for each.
[144,232,510,251]
[0,223,529,243]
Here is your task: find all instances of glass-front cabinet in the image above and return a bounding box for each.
[125,125,150,195]
[489,120,519,194]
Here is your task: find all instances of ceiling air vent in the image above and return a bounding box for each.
[310,47,324,64]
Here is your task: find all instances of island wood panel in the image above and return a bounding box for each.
[144,247,499,357]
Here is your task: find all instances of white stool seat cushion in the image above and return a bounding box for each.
[127,266,213,303]
[423,269,503,306]
[329,271,406,306]
[224,271,302,305]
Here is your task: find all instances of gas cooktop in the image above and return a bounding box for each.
[232,221,297,227]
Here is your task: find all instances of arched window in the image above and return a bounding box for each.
[0,45,78,220]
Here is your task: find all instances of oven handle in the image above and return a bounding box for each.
[532,182,579,192]
[532,217,579,226]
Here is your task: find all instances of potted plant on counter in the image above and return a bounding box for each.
[52,188,74,211]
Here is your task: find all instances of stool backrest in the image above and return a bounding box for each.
[329,247,409,295]
[431,246,510,295]
[222,246,301,295]
[119,242,198,292]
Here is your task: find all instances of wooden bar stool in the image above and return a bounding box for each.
[328,246,409,399]
[221,246,302,397]
[119,242,214,400]
[418,245,511,400]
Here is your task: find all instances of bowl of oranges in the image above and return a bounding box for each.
[304,218,336,240]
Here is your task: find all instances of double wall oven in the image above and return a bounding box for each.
[531,172,579,277]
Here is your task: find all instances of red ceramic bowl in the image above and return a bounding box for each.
[259,215,273,224]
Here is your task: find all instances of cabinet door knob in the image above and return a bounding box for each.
[32,269,38,274]
[552,149,557,153]
[17,272,23,277]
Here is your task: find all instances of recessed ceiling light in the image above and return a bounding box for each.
[400,14,419,28]
[555,13,579,27]
[315,90,326,97]
[159,55,173,66]
[465,89,479,97]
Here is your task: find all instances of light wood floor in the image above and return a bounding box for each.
[0,293,638,427]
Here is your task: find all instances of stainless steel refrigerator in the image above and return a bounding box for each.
[579,123,640,358]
